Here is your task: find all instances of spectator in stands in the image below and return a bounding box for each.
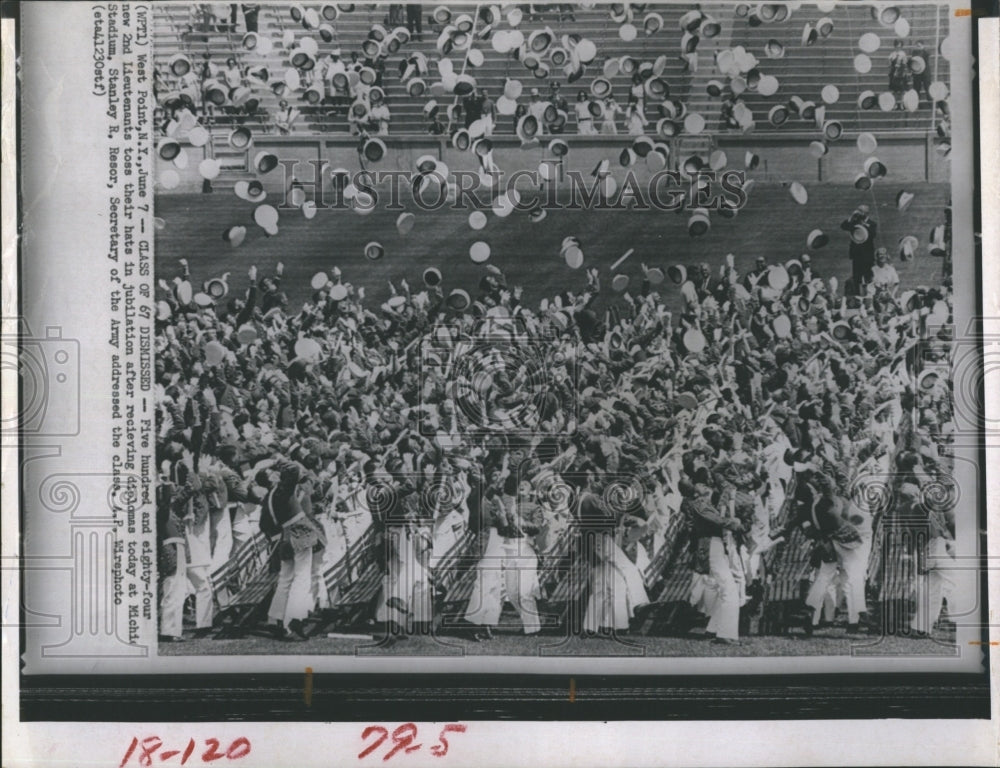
[629,72,646,117]
[527,88,551,134]
[625,96,646,136]
[513,102,528,134]
[870,248,900,294]
[365,55,386,89]
[600,94,622,135]
[405,3,423,41]
[321,50,349,114]
[910,40,931,104]
[427,110,449,135]
[241,3,260,33]
[273,99,300,134]
[548,82,568,135]
[462,88,486,128]
[574,89,596,135]
[369,94,391,135]
[190,4,217,33]
[556,3,576,22]
[222,57,244,96]
[525,3,543,22]
[387,4,405,27]
[480,90,495,137]
[888,39,911,100]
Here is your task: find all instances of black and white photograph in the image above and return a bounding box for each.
[148,1,977,660]
[4,0,998,766]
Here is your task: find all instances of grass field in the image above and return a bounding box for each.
[161,624,957,658]
[155,182,950,314]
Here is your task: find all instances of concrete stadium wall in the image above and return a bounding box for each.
[155,132,948,197]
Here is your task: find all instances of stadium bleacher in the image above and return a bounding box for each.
[153,3,947,138]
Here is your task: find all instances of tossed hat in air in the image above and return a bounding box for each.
[255,151,279,174]
[858,90,878,109]
[169,53,192,77]
[857,132,878,154]
[809,140,829,158]
[516,113,540,144]
[363,137,387,162]
[643,12,664,34]
[687,208,711,237]
[865,156,887,178]
[899,234,919,261]
[768,104,790,126]
[807,229,829,249]
[234,180,267,203]
[822,120,843,141]
[223,225,248,247]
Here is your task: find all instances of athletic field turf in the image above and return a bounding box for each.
[155,182,950,314]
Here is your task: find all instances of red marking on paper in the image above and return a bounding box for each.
[359,724,467,760]
[120,737,251,766]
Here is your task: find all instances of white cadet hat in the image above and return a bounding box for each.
[807,229,829,249]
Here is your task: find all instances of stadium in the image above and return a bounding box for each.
[152,2,962,655]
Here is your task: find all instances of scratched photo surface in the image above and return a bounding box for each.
[17,1,984,675]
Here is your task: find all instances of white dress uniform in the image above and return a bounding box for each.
[376,524,433,628]
[464,496,542,634]
[583,532,650,632]
[184,489,215,631]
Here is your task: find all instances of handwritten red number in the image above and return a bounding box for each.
[120,737,139,767]
[430,724,466,758]
[134,737,163,767]
[226,738,252,760]
[383,723,421,762]
[123,737,250,765]
[359,726,390,760]
[201,738,226,762]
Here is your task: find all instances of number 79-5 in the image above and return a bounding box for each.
[359,723,467,761]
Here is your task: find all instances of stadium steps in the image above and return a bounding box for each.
[154,4,697,137]
[685,4,948,136]
[154,4,946,139]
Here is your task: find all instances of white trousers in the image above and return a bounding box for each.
[911,537,957,633]
[186,564,214,629]
[583,535,650,632]
[230,503,257,550]
[693,538,741,640]
[807,540,870,623]
[267,547,314,625]
[209,505,234,574]
[159,543,187,637]
[840,539,871,623]
[464,531,541,634]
